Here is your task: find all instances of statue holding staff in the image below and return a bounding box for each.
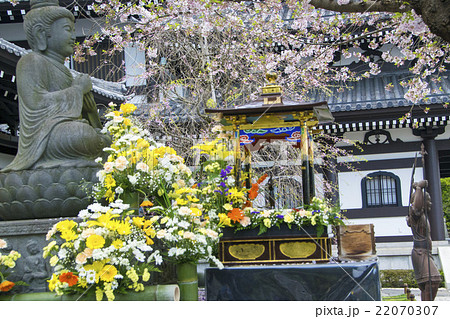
[407,179,442,301]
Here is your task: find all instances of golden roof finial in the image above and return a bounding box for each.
[262,71,282,97]
[266,71,278,84]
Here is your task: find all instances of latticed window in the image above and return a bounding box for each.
[362,172,401,208]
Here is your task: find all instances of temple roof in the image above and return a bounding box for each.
[309,71,450,113]
[0,38,127,101]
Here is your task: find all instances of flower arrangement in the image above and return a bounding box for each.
[146,193,223,268]
[0,238,25,293]
[43,201,162,301]
[191,127,243,220]
[94,102,193,207]
[220,197,345,237]
[191,124,346,238]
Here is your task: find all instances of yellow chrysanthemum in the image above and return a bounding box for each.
[136,138,149,149]
[176,198,188,206]
[111,239,123,249]
[132,216,145,228]
[120,103,137,114]
[115,221,131,235]
[60,230,78,242]
[284,213,294,223]
[104,175,116,188]
[86,234,105,249]
[123,118,132,126]
[218,213,232,227]
[105,189,115,203]
[48,274,59,291]
[99,265,118,282]
[56,219,77,233]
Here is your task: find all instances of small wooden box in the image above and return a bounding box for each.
[337,224,376,261]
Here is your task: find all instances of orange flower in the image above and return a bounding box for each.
[248,184,259,200]
[0,280,15,292]
[59,272,79,287]
[227,208,244,223]
[140,199,154,207]
[257,173,268,184]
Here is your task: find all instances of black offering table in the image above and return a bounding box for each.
[205,261,381,301]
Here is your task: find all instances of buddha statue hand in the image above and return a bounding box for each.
[73,74,92,95]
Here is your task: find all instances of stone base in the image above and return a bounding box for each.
[0,167,98,220]
[0,218,64,293]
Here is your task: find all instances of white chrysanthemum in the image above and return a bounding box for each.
[92,248,108,260]
[73,239,81,251]
[119,258,130,267]
[168,247,186,257]
[156,229,167,239]
[77,209,92,219]
[178,206,191,215]
[128,174,139,185]
[57,248,68,259]
[178,221,190,229]
[136,162,149,173]
[96,170,106,183]
[87,202,105,212]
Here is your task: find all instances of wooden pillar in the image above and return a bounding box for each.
[413,126,446,241]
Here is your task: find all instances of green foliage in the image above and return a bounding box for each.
[380,270,445,288]
[440,178,450,234]
[380,270,418,288]
[382,294,410,301]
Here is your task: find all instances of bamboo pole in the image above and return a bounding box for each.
[0,284,180,301]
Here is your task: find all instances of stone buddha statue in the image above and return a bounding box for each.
[1,0,109,172]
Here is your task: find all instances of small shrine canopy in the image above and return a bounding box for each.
[204,73,333,205]
[205,73,334,132]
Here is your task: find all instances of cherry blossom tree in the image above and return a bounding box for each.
[75,0,448,120]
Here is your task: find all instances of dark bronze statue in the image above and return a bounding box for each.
[407,180,442,301]
[1,0,109,172]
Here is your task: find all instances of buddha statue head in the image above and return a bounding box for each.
[23,0,75,57]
